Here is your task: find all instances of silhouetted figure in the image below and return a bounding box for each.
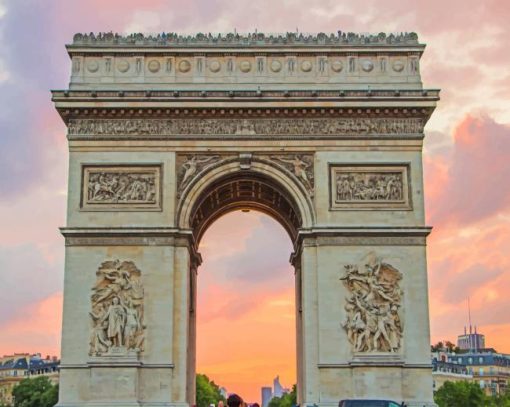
[227,394,244,407]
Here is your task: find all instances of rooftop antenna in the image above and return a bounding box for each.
[468,297,472,335]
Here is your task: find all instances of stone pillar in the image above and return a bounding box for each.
[299,240,320,405]
[171,242,193,407]
[57,230,183,407]
[292,255,304,405]
[187,258,200,405]
[307,229,434,407]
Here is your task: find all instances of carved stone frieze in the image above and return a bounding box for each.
[82,166,161,211]
[341,252,403,353]
[267,154,314,198]
[330,165,411,210]
[68,118,425,138]
[89,260,145,357]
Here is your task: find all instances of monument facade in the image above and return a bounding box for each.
[53,31,439,406]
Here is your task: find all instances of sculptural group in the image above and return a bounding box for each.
[341,252,403,353]
[89,260,145,356]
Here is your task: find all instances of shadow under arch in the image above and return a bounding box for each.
[177,158,315,247]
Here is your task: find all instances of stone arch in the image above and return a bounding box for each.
[177,157,315,245]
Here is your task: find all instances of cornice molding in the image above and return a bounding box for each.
[53,88,440,102]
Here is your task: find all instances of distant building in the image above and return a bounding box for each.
[0,353,60,406]
[458,326,485,351]
[273,376,283,398]
[432,351,473,391]
[261,386,272,407]
[261,375,290,407]
[448,349,510,396]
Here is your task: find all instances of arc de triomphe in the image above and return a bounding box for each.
[52,32,438,407]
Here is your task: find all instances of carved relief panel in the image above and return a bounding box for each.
[341,252,403,353]
[329,164,411,210]
[267,154,314,198]
[176,154,230,197]
[89,260,145,357]
[81,165,161,211]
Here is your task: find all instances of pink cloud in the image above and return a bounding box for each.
[425,115,510,351]
[0,292,62,357]
[425,114,510,226]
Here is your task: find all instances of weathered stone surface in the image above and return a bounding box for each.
[54,31,438,407]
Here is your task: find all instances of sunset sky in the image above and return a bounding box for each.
[1,0,510,402]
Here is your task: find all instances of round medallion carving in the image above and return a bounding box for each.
[392,60,405,72]
[270,60,282,72]
[86,60,99,73]
[331,60,343,73]
[301,60,313,72]
[239,60,252,73]
[178,60,191,73]
[116,59,130,73]
[209,60,221,73]
[147,60,160,73]
[361,59,374,72]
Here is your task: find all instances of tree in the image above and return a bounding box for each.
[444,341,461,353]
[196,374,225,407]
[431,341,445,352]
[431,341,460,353]
[11,376,58,407]
[485,389,510,407]
[434,381,485,407]
[268,385,297,407]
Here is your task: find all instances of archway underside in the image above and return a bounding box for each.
[190,172,302,245]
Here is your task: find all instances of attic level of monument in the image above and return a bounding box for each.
[65,31,427,91]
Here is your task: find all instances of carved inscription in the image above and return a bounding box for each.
[68,118,424,138]
[82,166,161,210]
[89,260,145,357]
[269,154,314,197]
[330,165,410,209]
[341,252,403,353]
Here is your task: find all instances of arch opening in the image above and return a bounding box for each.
[189,171,303,246]
[196,211,297,402]
[183,169,306,405]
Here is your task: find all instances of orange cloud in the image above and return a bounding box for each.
[197,286,296,402]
